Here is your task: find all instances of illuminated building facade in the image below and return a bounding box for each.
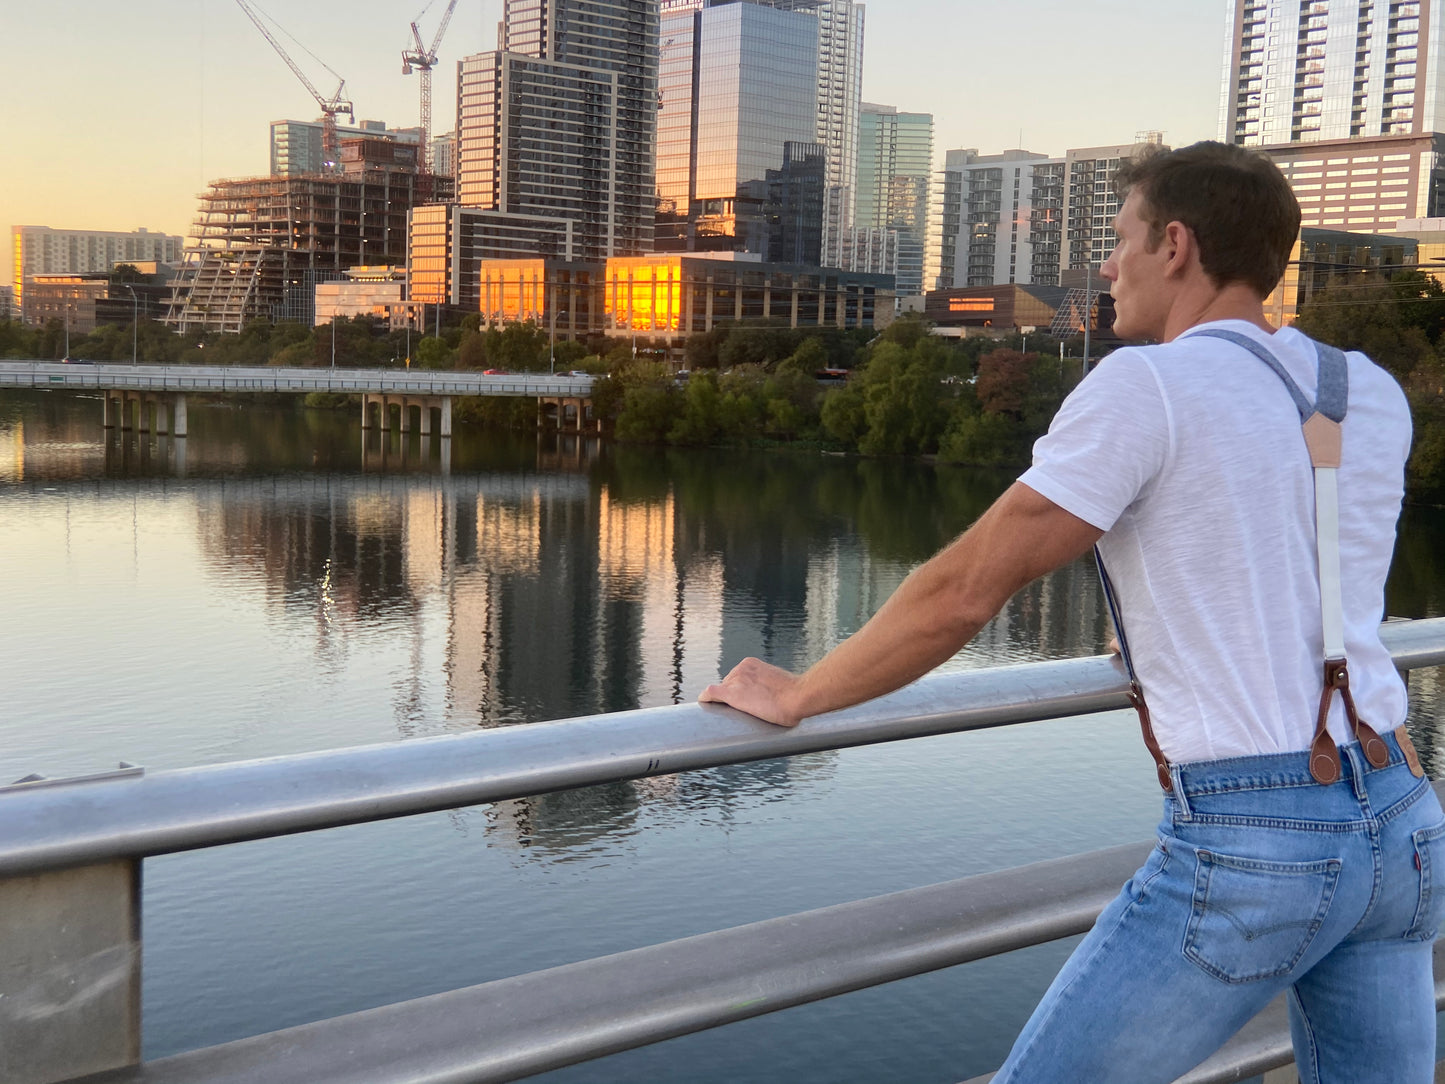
[1263,132,1445,230]
[1262,225,1416,326]
[477,252,893,341]
[409,204,576,310]
[455,0,658,260]
[922,283,1072,331]
[12,225,183,325]
[655,0,819,254]
[851,104,932,297]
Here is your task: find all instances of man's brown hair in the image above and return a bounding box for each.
[1112,141,1301,297]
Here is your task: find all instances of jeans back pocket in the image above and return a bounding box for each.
[1184,849,1342,984]
[1405,820,1445,941]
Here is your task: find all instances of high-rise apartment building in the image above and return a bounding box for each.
[1221,0,1445,228]
[1065,137,1163,272]
[12,225,184,324]
[848,104,932,297]
[935,150,1064,289]
[270,119,423,176]
[430,130,457,181]
[655,0,819,253]
[455,0,659,260]
[1221,0,1433,144]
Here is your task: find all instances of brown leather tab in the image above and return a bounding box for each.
[1356,722,1391,769]
[1310,731,1342,784]
[1328,658,1391,769]
[1397,725,1426,778]
[1311,666,1342,784]
[1302,412,1342,468]
[1129,684,1172,792]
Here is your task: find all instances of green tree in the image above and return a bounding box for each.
[415,335,454,370]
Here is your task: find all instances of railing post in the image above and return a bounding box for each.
[0,859,141,1084]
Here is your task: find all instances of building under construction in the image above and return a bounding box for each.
[166,143,452,334]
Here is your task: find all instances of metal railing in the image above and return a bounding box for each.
[0,360,593,398]
[5,617,1444,1084]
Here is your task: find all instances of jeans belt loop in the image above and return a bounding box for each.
[1170,764,1191,819]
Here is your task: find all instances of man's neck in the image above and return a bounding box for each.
[1161,283,1273,342]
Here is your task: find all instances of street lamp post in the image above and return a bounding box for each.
[123,284,139,365]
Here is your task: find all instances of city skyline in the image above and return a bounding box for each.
[4,0,1226,287]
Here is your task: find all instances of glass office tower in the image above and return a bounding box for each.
[655,0,819,253]
[851,103,933,296]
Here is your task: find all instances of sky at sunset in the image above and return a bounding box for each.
[5,0,1227,285]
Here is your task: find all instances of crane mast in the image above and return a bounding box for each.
[235,0,354,173]
[401,0,459,173]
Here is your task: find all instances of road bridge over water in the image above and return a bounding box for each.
[0,361,598,437]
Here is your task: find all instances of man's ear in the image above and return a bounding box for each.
[1161,220,1195,279]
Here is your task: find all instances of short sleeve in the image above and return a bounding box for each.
[1018,349,1171,532]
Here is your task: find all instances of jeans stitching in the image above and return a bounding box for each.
[1182,814,1368,833]
[1183,853,1342,983]
[1373,777,1434,827]
[1289,984,1322,1084]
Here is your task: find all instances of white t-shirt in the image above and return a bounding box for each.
[1019,319,1412,763]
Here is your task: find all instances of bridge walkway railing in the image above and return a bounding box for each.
[5,618,1444,1084]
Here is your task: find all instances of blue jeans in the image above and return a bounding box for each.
[994,732,1445,1084]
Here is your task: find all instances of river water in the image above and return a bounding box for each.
[1,389,1442,1082]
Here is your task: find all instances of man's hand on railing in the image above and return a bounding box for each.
[699,657,805,728]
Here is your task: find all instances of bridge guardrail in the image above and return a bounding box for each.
[0,360,594,398]
[5,617,1444,1084]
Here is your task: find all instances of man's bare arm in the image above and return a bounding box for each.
[698,483,1103,726]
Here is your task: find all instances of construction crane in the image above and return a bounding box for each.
[402,0,459,173]
[235,0,354,174]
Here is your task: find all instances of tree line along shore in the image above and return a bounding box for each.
[3,270,1442,503]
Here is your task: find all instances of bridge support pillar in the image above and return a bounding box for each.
[400,399,413,435]
[419,399,433,437]
[172,394,187,438]
[440,396,452,439]
[361,395,374,430]
[0,857,141,1083]
[103,393,119,429]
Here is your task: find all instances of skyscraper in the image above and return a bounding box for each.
[848,103,932,298]
[655,0,819,253]
[455,0,659,259]
[760,0,865,267]
[1220,0,1445,229]
[1221,0,1433,145]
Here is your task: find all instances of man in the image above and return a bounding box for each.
[700,142,1441,1083]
